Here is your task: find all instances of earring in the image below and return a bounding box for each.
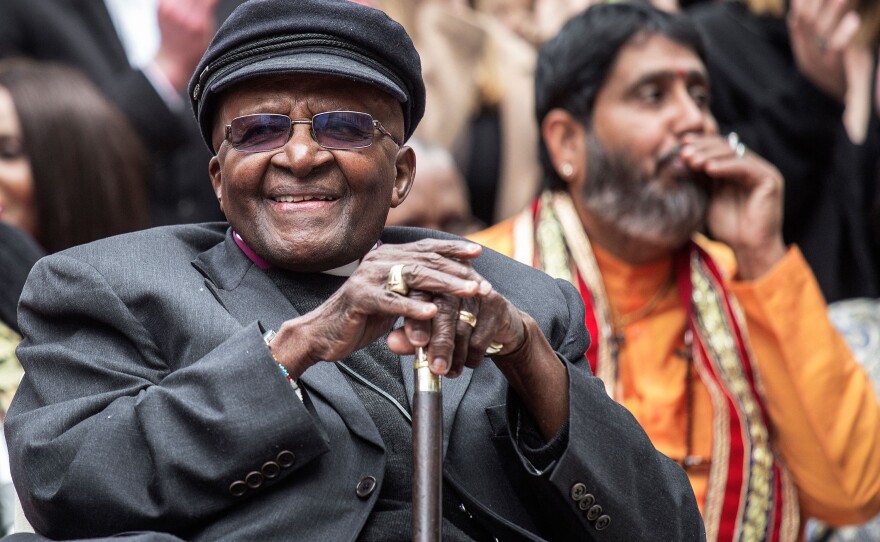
[560,163,574,178]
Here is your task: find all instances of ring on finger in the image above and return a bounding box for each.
[485,341,504,356]
[385,264,409,295]
[458,310,478,328]
[727,132,747,159]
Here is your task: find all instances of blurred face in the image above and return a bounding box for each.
[209,74,414,272]
[385,151,478,234]
[0,86,36,237]
[574,33,718,250]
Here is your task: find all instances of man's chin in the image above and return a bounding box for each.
[615,215,701,253]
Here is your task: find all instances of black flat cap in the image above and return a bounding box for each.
[189,0,425,153]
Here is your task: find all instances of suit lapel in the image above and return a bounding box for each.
[192,231,382,449]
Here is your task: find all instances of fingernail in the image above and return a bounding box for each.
[432,357,448,373]
[412,330,429,344]
[479,281,493,295]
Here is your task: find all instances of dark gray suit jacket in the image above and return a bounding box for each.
[5,224,703,541]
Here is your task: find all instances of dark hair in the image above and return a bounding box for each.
[535,2,707,192]
[0,59,150,253]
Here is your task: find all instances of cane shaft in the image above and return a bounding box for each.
[413,347,442,542]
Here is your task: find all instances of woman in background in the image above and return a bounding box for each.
[0,58,149,255]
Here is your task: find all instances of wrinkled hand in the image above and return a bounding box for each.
[270,238,566,439]
[272,240,488,377]
[681,134,787,279]
[153,0,220,93]
[387,282,527,378]
[788,0,861,102]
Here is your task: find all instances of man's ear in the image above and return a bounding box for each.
[209,155,225,214]
[541,108,588,185]
[390,145,416,208]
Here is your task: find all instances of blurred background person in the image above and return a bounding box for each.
[689,0,880,302]
[369,0,541,226]
[385,138,484,235]
[0,0,243,227]
[0,56,153,536]
[0,59,150,254]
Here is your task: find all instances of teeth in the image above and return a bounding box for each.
[274,195,333,203]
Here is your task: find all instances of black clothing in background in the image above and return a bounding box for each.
[689,1,880,302]
[463,106,503,227]
[0,0,242,227]
[0,223,44,335]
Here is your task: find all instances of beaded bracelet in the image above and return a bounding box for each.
[262,329,303,402]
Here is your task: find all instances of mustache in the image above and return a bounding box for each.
[655,145,711,193]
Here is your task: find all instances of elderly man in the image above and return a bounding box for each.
[3,1,703,540]
[472,3,880,541]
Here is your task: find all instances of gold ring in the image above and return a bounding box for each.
[385,264,409,295]
[485,342,504,356]
[458,310,477,328]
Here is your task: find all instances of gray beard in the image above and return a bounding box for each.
[580,133,709,251]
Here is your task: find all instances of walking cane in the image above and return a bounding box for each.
[412,346,442,542]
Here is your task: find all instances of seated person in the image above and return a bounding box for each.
[3,1,704,540]
[471,3,880,540]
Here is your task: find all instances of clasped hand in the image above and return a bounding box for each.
[273,239,528,380]
[680,133,787,280]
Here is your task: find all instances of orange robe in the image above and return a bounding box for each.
[472,217,880,532]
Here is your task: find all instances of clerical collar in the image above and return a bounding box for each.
[232,231,379,277]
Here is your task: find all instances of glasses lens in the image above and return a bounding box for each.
[229,114,291,152]
[312,112,374,149]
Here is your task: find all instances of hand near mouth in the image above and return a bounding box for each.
[680,133,787,280]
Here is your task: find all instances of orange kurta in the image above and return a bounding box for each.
[472,217,880,528]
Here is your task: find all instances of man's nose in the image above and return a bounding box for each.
[672,92,707,136]
[272,124,332,175]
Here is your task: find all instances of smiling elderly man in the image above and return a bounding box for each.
[3,1,703,541]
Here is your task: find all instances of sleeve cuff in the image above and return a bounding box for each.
[729,246,812,297]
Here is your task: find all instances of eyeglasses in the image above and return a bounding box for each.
[224,111,401,152]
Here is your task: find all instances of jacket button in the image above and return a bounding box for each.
[261,461,281,478]
[276,450,296,468]
[245,471,264,488]
[577,493,596,510]
[570,482,587,501]
[587,504,603,521]
[356,476,377,498]
[595,514,611,531]
[229,480,247,497]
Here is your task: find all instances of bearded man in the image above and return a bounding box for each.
[472,4,880,541]
[3,1,704,540]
